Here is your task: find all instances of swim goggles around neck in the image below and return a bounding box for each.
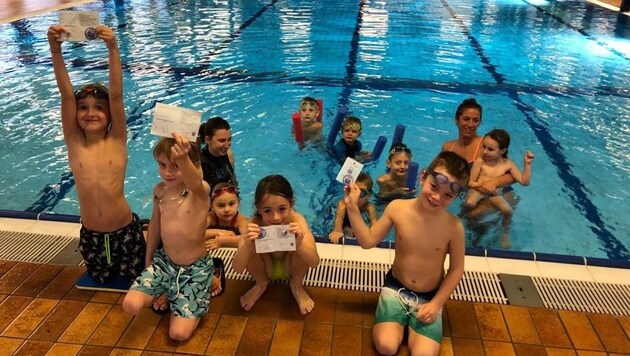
[429,170,464,194]
[75,87,109,100]
[211,186,239,201]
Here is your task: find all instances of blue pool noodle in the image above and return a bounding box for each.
[370,136,387,163]
[406,161,419,191]
[327,105,349,151]
[392,124,405,146]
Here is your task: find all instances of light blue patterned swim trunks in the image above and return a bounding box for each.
[130,249,213,318]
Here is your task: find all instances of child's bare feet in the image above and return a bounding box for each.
[500,232,512,249]
[152,293,169,314]
[240,283,267,311]
[291,284,315,315]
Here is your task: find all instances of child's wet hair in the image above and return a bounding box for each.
[300,96,318,109]
[197,116,230,146]
[153,137,202,164]
[254,175,294,211]
[485,129,510,158]
[211,182,240,202]
[385,143,412,172]
[426,151,470,185]
[341,116,362,131]
[455,98,482,121]
[356,172,373,192]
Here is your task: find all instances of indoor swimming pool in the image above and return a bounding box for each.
[0,0,628,260]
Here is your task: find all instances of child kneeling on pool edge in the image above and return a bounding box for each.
[344,151,469,356]
[123,132,212,341]
[232,175,320,315]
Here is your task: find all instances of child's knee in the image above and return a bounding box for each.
[169,326,194,341]
[122,295,146,315]
[373,335,400,355]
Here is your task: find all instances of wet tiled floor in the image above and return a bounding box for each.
[1,260,629,355]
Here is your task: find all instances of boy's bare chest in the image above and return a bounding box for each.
[68,144,127,175]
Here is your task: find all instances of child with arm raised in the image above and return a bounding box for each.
[47,24,145,284]
[232,175,320,315]
[463,129,534,248]
[329,172,377,244]
[345,151,470,356]
[123,133,211,341]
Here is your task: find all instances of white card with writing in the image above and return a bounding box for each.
[254,225,297,254]
[151,103,201,141]
[58,11,100,42]
[336,157,363,184]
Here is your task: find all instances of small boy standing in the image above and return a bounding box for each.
[123,133,212,341]
[344,151,470,355]
[332,116,371,163]
[48,24,145,283]
[297,97,323,142]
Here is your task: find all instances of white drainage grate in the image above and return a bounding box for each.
[0,230,76,263]
[452,270,508,304]
[533,277,630,316]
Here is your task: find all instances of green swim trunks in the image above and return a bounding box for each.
[269,257,290,281]
[374,270,442,343]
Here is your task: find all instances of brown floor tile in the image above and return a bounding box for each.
[1,298,58,338]
[141,352,172,356]
[208,285,229,315]
[144,315,179,353]
[267,319,303,356]
[439,337,454,356]
[110,349,143,355]
[529,307,572,348]
[246,283,286,319]
[31,300,87,342]
[513,343,546,356]
[38,266,87,299]
[0,336,24,355]
[12,264,63,297]
[77,345,114,355]
[451,337,484,356]
[475,303,510,341]
[587,313,630,353]
[58,302,112,344]
[334,289,364,327]
[330,324,362,356]
[175,313,219,355]
[304,287,337,323]
[221,280,254,317]
[46,342,83,356]
[558,311,604,351]
[206,314,247,355]
[63,286,96,302]
[442,304,451,337]
[87,304,133,346]
[298,321,332,356]
[545,347,578,356]
[117,308,163,350]
[361,325,379,356]
[574,351,607,356]
[618,316,630,338]
[0,260,17,277]
[90,291,124,304]
[0,262,39,294]
[483,340,516,356]
[0,294,5,303]
[445,300,480,339]
[501,305,541,345]
[0,295,33,333]
[13,339,53,355]
[235,317,276,355]
[362,291,378,328]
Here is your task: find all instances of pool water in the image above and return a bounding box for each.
[0,0,628,259]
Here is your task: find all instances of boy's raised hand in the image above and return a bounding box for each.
[97,25,118,50]
[343,183,360,207]
[170,131,191,161]
[524,151,534,165]
[47,25,69,50]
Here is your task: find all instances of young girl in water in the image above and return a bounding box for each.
[232,175,320,315]
[205,182,248,250]
[376,143,414,201]
[463,129,534,248]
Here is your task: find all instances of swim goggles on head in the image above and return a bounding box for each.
[359,188,371,198]
[75,88,109,100]
[429,170,464,194]
[211,186,239,200]
[342,122,361,131]
[389,145,412,156]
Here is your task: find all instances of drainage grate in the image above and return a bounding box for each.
[0,230,76,263]
[452,270,508,304]
[533,277,630,316]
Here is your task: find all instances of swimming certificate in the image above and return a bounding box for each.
[336,157,363,185]
[58,11,100,42]
[254,225,297,253]
[151,103,201,141]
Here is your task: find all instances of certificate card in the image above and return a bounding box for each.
[254,225,297,254]
[336,157,363,185]
[58,11,100,42]
[151,103,201,142]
